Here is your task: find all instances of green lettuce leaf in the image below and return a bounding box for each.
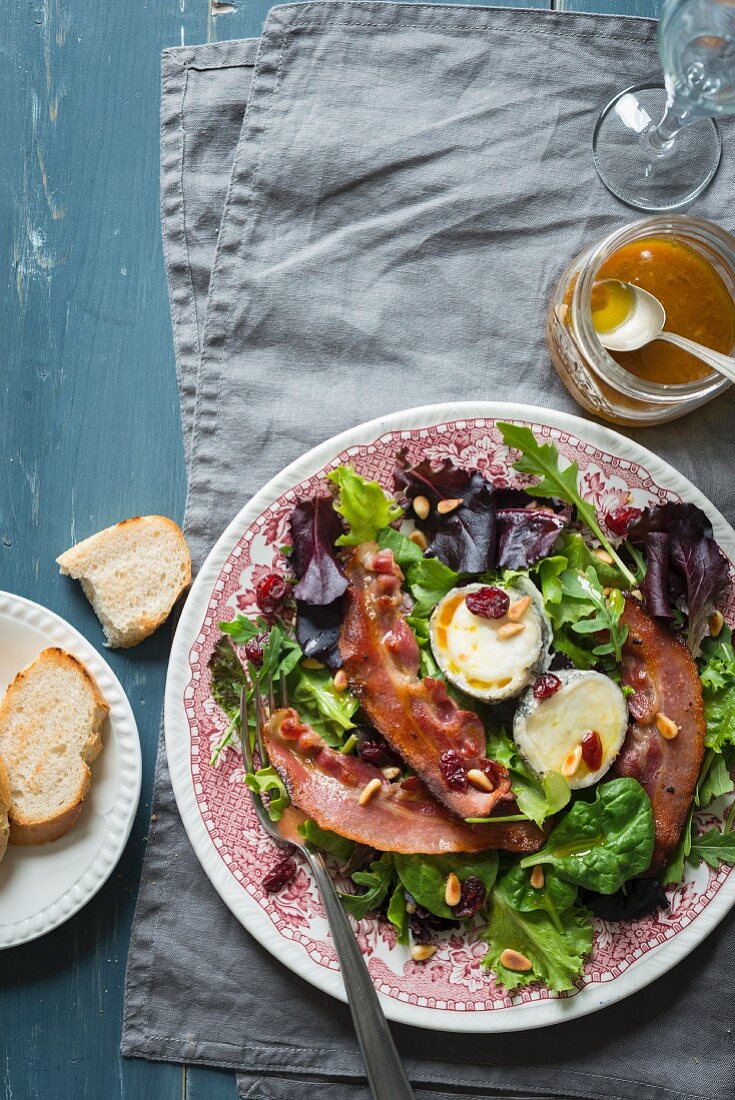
[696,748,735,808]
[485,727,570,828]
[405,557,459,618]
[288,666,358,747]
[394,851,499,920]
[387,883,410,944]
[327,466,403,546]
[482,890,593,992]
[245,766,289,821]
[520,778,655,893]
[339,852,396,920]
[298,819,355,860]
[699,627,735,752]
[495,864,578,934]
[377,526,423,567]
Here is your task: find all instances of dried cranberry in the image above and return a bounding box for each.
[605,506,642,538]
[581,730,603,771]
[262,856,297,894]
[465,587,510,620]
[533,672,562,701]
[439,749,468,792]
[255,572,288,615]
[409,915,433,944]
[453,876,487,919]
[356,728,401,768]
[244,631,268,667]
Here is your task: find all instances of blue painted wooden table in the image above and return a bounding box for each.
[1,0,661,1096]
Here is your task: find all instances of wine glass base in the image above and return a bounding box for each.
[592,83,722,212]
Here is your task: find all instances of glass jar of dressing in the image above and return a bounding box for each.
[547,216,735,426]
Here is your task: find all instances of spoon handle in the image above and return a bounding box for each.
[654,331,735,385]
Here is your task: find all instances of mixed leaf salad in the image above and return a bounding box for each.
[208,423,735,993]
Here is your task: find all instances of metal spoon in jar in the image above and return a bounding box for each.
[593,279,735,385]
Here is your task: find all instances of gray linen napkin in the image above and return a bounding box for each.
[122,5,735,1098]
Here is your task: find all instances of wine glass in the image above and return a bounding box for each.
[593,0,735,211]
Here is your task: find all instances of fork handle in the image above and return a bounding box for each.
[304,849,416,1100]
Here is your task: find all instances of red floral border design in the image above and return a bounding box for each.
[182,418,735,1012]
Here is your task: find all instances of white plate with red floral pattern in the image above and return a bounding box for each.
[165,402,735,1032]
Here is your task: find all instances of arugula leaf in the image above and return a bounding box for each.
[404,557,459,618]
[288,666,358,747]
[245,766,289,821]
[377,526,423,567]
[387,883,410,945]
[560,568,628,662]
[485,727,571,827]
[696,748,735,808]
[208,636,248,718]
[339,852,396,920]
[327,466,403,546]
[497,423,636,586]
[482,891,593,992]
[520,778,655,893]
[298,818,355,860]
[689,828,735,870]
[559,532,627,589]
[394,851,499,920]
[495,864,578,934]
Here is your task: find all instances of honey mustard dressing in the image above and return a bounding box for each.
[595,237,735,384]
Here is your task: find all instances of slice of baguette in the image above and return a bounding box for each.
[0,756,10,862]
[0,648,109,845]
[57,515,191,648]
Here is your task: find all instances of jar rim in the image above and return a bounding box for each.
[570,215,735,405]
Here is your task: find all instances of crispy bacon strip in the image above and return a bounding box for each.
[612,598,706,876]
[339,543,511,819]
[265,708,545,854]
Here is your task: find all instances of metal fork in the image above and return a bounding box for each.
[240,678,415,1100]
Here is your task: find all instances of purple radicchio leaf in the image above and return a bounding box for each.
[289,497,348,606]
[394,453,497,573]
[641,531,674,621]
[630,502,729,657]
[496,505,572,570]
[294,599,343,669]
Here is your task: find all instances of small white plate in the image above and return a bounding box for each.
[0,592,141,948]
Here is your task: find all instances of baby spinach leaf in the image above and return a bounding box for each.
[496,864,578,933]
[339,852,396,920]
[327,465,403,546]
[482,890,593,993]
[485,727,570,827]
[405,557,459,618]
[298,819,355,860]
[497,423,636,586]
[582,877,668,922]
[245,766,289,821]
[394,851,499,920]
[520,778,655,894]
[377,526,423,567]
[387,883,410,945]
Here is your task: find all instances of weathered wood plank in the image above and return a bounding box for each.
[187,1065,240,1099]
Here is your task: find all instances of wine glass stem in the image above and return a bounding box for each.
[646,93,691,157]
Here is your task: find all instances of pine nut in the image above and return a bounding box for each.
[301,657,325,670]
[710,610,725,638]
[437,498,462,515]
[655,712,679,740]
[593,548,615,566]
[530,865,545,890]
[499,949,533,972]
[381,766,401,780]
[467,768,494,792]
[497,622,525,640]
[507,595,532,622]
[411,944,436,962]
[333,669,348,693]
[409,529,428,550]
[445,872,462,907]
[406,901,417,915]
[602,587,612,598]
[631,589,643,602]
[358,778,383,806]
[413,495,430,520]
[561,745,583,778]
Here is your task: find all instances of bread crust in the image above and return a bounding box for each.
[0,648,109,846]
[0,755,10,862]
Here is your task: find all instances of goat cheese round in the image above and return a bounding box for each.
[513,669,628,789]
[429,578,551,702]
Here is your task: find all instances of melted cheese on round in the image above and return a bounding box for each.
[513,670,628,789]
[430,584,547,701]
